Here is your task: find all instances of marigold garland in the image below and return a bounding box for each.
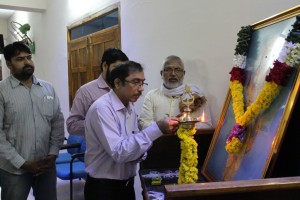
[177,126,198,184]
[225,17,300,154]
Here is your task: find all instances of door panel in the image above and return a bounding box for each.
[68,37,89,106]
[90,25,120,81]
[68,25,120,107]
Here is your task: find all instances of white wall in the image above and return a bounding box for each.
[1,1,300,199]
[0,19,8,72]
[0,19,8,42]
[3,0,300,128]
[0,0,46,12]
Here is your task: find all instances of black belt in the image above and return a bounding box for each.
[87,174,134,187]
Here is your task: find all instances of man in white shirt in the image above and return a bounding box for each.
[138,55,213,130]
[84,61,179,200]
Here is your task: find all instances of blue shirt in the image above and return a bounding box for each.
[85,90,162,180]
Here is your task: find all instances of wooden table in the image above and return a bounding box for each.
[139,128,214,200]
[140,168,300,200]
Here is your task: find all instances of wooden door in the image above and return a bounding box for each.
[89,25,120,80]
[68,25,120,107]
[68,37,89,106]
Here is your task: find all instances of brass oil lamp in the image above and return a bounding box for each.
[178,85,200,129]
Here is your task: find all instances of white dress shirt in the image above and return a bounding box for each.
[85,90,163,180]
[138,84,213,130]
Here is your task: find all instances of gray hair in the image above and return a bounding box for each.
[162,55,184,69]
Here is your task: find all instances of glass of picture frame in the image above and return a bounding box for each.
[201,6,300,182]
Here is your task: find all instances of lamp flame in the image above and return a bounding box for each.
[198,111,205,122]
[201,111,205,122]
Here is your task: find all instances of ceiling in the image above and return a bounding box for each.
[0,8,15,19]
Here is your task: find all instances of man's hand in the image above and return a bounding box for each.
[156,117,179,135]
[42,155,57,167]
[21,155,57,176]
[21,159,45,176]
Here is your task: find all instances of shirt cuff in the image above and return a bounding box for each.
[11,154,26,169]
[142,122,163,141]
[49,145,61,156]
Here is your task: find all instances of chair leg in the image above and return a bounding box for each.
[70,178,73,200]
[70,159,74,200]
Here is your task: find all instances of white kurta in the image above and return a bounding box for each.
[138,84,213,130]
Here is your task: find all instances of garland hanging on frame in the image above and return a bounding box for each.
[225,16,300,154]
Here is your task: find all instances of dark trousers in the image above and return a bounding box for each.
[84,175,135,200]
[0,166,57,200]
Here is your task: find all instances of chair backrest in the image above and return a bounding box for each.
[67,135,84,154]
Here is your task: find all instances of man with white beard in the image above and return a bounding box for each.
[138,55,212,130]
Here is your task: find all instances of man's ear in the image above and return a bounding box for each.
[6,61,11,69]
[160,70,163,76]
[102,61,108,72]
[114,78,122,89]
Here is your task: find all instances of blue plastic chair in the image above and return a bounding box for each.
[56,135,86,200]
[56,135,84,164]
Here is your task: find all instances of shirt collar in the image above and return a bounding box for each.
[109,90,134,114]
[9,75,42,88]
[97,74,110,89]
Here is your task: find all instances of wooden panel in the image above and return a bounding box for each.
[68,37,89,106]
[90,25,119,44]
[67,14,121,108]
[164,176,300,200]
[90,42,104,80]
[89,25,120,80]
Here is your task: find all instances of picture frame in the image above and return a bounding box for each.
[201,6,300,182]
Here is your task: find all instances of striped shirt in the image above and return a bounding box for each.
[0,75,64,174]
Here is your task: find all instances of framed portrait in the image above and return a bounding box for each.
[201,6,300,182]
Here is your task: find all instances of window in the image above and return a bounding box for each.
[70,10,118,40]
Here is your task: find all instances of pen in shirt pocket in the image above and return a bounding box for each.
[44,95,54,102]
[132,130,139,134]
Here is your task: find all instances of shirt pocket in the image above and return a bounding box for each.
[42,96,54,117]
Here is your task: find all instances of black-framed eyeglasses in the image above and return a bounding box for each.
[163,67,184,74]
[125,79,148,87]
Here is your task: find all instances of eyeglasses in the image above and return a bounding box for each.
[125,79,148,87]
[163,67,184,74]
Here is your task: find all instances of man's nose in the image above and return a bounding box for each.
[24,57,31,64]
[137,85,144,92]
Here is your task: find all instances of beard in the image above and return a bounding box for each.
[13,64,34,81]
[163,79,183,89]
